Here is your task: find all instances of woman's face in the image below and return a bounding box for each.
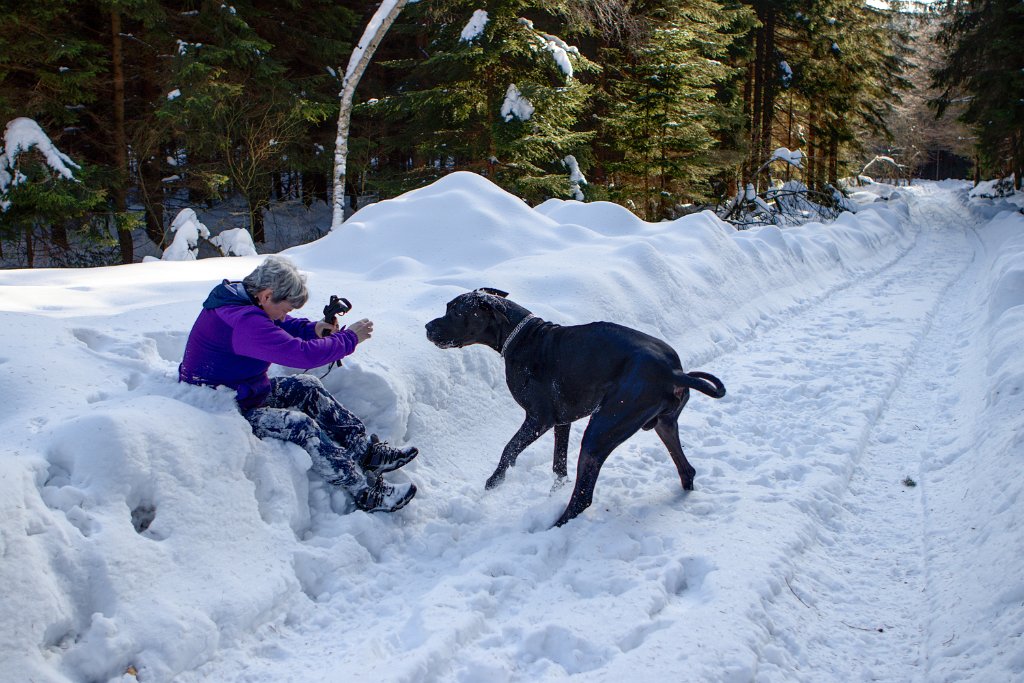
[255,288,295,321]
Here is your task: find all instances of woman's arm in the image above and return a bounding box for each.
[231,310,359,367]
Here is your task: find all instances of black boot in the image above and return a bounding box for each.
[361,434,419,473]
[353,476,417,513]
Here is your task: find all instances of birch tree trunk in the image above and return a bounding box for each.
[331,0,408,230]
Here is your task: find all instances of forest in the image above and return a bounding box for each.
[0,0,1021,267]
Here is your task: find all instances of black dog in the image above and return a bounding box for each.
[425,288,726,527]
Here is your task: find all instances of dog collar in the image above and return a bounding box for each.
[500,314,535,357]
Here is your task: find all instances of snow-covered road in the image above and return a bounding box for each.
[2,179,1021,683]
[748,185,983,681]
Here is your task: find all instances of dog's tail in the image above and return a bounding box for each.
[674,370,726,399]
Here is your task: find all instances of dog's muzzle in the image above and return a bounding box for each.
[425,320,459,348]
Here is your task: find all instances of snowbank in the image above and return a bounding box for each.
[922,199,1024,681]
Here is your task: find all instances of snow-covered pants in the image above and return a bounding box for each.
[243,374,370,491]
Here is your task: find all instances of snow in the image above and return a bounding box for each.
[158,208,211,261]
[770,146,803,169]
[1,173,1023,683]
[515,18,576,79]
[538,33,575,79]
[969,175,1016,199]
[208,227,258,257]
[460,9,488,42]
[1,117,80,210]
[500,84,534,122]
[562,155,586,200]
[779,60,793,87]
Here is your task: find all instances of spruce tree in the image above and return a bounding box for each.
[370,0,596,202]
[165,1,340,242]
[600,0,740,218]
[0,119,108,267]
[933,0,1024,186]
[0,1,138,265]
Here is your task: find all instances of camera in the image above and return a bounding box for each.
[320,295,352,337]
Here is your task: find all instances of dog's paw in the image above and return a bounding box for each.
[485,472,505,489]
[550,476,569,493]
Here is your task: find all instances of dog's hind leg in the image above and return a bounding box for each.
[486,417,551,489]
[553,410,651,527]
[654,415,696,490]
[552,423,570,480]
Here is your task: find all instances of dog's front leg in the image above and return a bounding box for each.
[552,423,570,481]
[486,417,551,489]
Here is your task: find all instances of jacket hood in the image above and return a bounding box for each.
[203,280,254,310]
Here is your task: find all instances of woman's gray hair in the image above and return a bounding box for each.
[242,255,309,307]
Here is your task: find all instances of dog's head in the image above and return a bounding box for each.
[425,288,511,350]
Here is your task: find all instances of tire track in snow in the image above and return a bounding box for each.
[736,184,982,682]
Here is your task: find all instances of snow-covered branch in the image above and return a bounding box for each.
[1,118,80,212]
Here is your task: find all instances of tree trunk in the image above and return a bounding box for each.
[246,184,268,243]
[111,10,133,264]
[784,94,794,183]
[302,171,328,207]
[1014,131,1023,190]
[252,203,266,243]
[741,44,755,186]
[139,158,165,246]
[345,178,359,215]
[828,135,839,186]
[332,0,409,230]
[749,23,765,188]
[759,4,777,182]
[26,228,34,268]
[807,111,817,191]
[51,223,69,250]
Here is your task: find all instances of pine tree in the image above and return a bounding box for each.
[370,0,596,202]
[798,0,910,186]
[933,0,1024,186]
[165,1,339,242]
[0,1,133,265]
[0,119,109,267]
[600,0,741,218]
[736,0,910,192]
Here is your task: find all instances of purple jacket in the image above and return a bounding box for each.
[179,280,359,409]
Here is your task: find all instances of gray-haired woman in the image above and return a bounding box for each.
[179,255,418,513]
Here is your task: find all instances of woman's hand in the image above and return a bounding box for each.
[315,320,339,338]
[348,318,374,343]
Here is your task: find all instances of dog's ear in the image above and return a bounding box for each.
[474,289,510,326]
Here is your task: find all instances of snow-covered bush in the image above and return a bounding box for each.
[208,228,258,256]
[969,176,1016,199]
[721,180,846,228]
[160,209,210,261]
[147,210,259,261]
[0,117,115,267]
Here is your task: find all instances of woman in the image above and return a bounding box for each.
[179,255,417,513]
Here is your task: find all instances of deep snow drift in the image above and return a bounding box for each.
[0,174,1021,682]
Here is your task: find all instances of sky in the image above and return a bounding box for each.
[0,173,1022,683]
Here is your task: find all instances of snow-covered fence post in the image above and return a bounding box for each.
[331,0,408,230]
